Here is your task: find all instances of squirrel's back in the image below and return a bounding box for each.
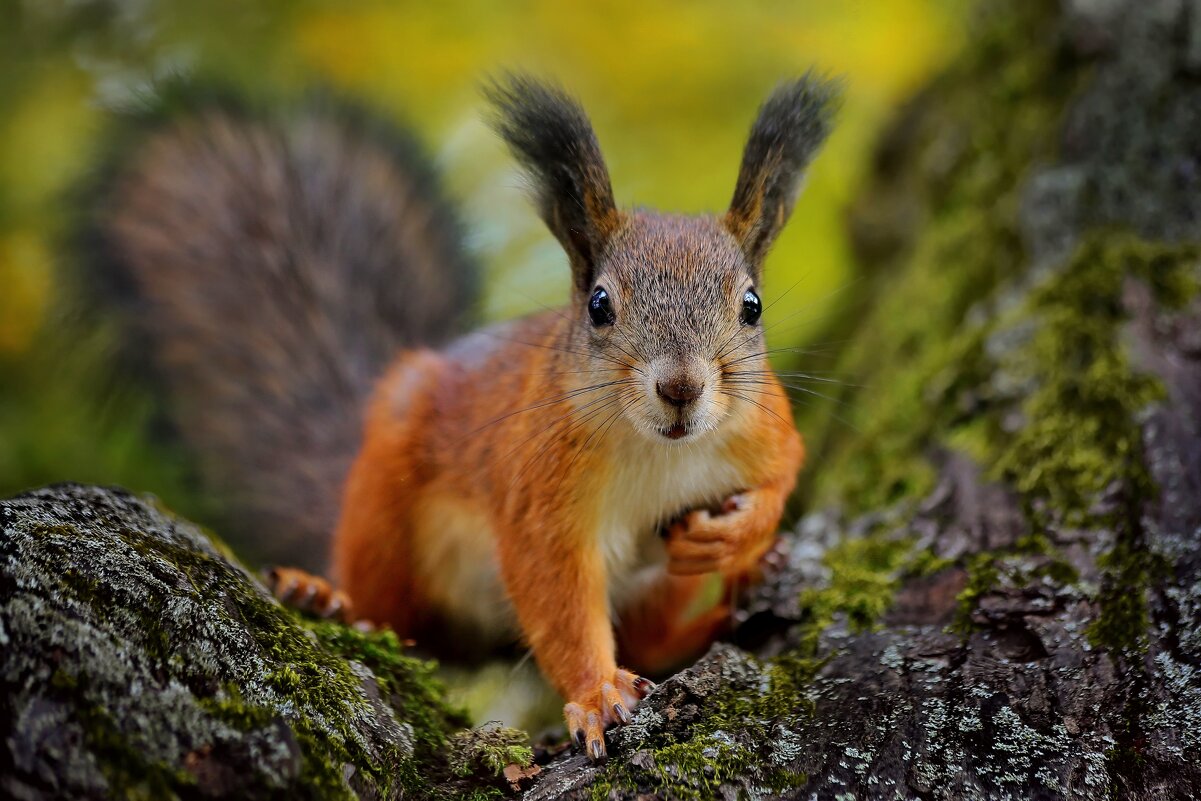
[82,90,477,570]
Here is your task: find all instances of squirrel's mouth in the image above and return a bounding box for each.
[662,423,688,440]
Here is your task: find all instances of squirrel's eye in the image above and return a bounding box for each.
[741,289,762,326]
[588,287,615,327]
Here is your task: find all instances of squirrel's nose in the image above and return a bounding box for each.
[656,378,703,407]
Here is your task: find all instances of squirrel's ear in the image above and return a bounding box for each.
[725,73,842,271]
[486,75,621,294]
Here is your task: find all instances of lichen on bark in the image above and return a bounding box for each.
[0,484,521,800]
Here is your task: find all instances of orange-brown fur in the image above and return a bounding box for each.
[334,306,803,657]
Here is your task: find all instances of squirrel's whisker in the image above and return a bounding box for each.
[724,376,847,406]
[716,388,793,429]
[461,379,638,439]
[550,394,637,497]
[505,391,631,494]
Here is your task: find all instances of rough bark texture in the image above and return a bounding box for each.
[4,1,1201,799]
[0,484,528,800]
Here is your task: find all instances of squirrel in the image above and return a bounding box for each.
[87,74,839,761]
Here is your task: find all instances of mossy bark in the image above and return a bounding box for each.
[6,1,1201,799]
[532,1,1201,798]
[0,484,521,800]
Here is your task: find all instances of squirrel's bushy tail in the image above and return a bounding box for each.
[80,88,476,570]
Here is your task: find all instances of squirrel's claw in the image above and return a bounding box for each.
[563,669,656,762]
[617,668,656,700]
[563,702,605,761]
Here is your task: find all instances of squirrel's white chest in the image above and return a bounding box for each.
[597,433,746,612]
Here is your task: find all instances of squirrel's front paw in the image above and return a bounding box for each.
[563,669,655,762]
[264,566,354,621]
[665,493,761,576]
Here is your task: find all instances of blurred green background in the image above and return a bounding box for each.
[0,0,968,526]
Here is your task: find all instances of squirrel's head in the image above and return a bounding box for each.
[487,74,840,443]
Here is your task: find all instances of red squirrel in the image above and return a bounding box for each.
[91,74,839,760]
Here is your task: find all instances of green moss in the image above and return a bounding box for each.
[809,1,1080,512]
[953,531,1081,632]
[306,620,471,765]
[802,0,1148,663]
[943,223,1198,625]
[714,653,821,733]
[24,500,490,800]
[193,601,476,800]
[793,0,1199,666]
[590,650,819,799]
[806,14,1198,650]
[107,528,389,797]
[1087,537,1171,654]
[185,566,395,793]
[796,535,914,654]
[989,236,1195,649]
[211,614,400,798]
[903,548,956,579]
[448,722,533,777]
[199,685,276,731]
[267,664,302,693]
[954,553,1003,631]
[50,669,198,797]
[624,738,764,801]
[593,731,802,800]
[989,236,1197,526]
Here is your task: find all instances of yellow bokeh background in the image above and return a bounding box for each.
[0,0,966,501]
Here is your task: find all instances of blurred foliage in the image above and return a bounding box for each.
[0,0,966,513]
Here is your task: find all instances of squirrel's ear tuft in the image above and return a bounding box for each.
[725,72,843,271]
[485,74,620,293]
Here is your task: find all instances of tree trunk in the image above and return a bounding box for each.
[532,1,1201,798]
